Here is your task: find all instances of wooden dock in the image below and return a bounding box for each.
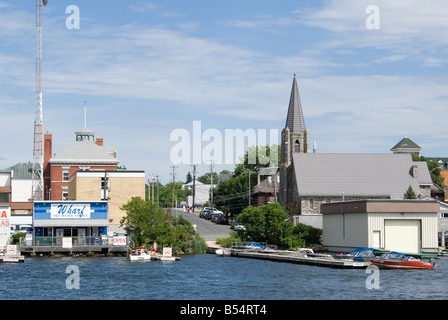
[231,250,371,269]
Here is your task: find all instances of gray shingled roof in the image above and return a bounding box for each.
[292,153,432,199]
[285,76,306,134]
[391,137,421,151]
[0,162,33,179]
[49,140,119,164]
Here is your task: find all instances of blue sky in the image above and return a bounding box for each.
[0,0,447,184]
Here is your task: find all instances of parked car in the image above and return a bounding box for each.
[216,214,228,225]
[200,207,210,218]
[234,223,246,231]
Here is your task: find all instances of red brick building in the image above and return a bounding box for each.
[44,128,120,200]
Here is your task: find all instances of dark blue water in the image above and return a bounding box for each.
[1,254,447,300]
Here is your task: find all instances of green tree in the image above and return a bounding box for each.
[234,144,281,176]
[404,185,417,199]
[185,172,192,184]
[236,203,304,249]
[213,171,257,215]
[120,197,206,254]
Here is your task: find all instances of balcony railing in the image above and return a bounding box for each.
[19,235,130,253]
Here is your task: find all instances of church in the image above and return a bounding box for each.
[279,76,433,228]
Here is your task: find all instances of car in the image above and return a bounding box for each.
[199,207,210,218]
[216,215,228,225]
[234,223,246,231]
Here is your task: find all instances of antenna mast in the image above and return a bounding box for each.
[32,0,46,201]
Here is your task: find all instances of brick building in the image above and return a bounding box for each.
[44,128,120,200]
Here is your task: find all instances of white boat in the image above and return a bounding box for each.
[295,248,333,259]
[216,248,231,256]
[129,247,152,261]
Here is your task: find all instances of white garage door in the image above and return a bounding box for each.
[384,219,421,253]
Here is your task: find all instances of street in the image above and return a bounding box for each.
[171,208,231,242]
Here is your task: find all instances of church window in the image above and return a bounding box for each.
[294,140,300,153]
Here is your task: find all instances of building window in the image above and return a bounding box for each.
[0,193,9,202]
[62,189,68,200]
[63,168,69,181]
[294,140,300,153]
[309,199,314,210]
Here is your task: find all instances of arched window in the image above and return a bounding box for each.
[294,140,300,153]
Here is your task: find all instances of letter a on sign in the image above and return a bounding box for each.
[1,211,7,218]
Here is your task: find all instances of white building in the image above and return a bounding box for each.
[321,199,439,254]
[0,163,33,231]
[183,181,216,207]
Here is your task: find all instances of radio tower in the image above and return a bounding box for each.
[32,0,47,201]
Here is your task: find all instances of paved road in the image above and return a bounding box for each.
[171,208,231,241]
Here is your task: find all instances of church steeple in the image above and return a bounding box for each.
[280,75,309,208]
[285,75,306,134]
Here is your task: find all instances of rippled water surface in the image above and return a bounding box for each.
[1,254,447,300]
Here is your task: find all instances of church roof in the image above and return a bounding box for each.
[285,76,306,134]
[292,153,432,199]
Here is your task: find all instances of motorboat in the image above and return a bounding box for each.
[295,248,332,259]
[337,248,377,262]
[231,242,265,251]
[256,246,278,254]
[216,248,231,256]
[129,247,152,261]
[371,251,435,269]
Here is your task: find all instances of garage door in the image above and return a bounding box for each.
[384,219,421,253]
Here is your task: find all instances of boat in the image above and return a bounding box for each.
[256,246,278,254]
[151,247,180,261]
[371,251,435,269]
[231,242,265,250]
[129,247,152,261]
[216,248,231,256]
[295,248,333,259]
[337,248,377,262]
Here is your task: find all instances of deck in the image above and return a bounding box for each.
[231,250,371,269]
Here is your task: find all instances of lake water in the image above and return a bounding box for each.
[1,254,447,301]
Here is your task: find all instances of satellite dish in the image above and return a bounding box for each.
[43,0,48,5]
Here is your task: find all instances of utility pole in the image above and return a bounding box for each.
[170,166,177,208]
[155,175,160,207]
[191,165,197,213]
[210,161,214,210]
[248,169,251,206]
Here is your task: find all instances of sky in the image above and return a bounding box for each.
[0,0,447,184]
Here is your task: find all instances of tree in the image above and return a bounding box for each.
[236,203,305,249]
[404,185,417,199]
[185,172,192,184]
[213,171,257,215]
[234,144,281,176]
[120,197,206,254]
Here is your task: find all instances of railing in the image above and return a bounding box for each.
[19,235,129,248]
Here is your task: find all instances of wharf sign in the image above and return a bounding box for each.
[51,204,90,219]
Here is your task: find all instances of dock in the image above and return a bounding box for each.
[230,250,371,269]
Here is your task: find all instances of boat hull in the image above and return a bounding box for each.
[371,259,434,269]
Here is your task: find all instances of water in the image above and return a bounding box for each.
[1,254,448,300]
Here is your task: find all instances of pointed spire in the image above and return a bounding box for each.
[285,75,306,134]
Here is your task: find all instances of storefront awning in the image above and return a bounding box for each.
[33,219,109,227]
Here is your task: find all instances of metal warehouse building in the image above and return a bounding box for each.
[321,199,439,254]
